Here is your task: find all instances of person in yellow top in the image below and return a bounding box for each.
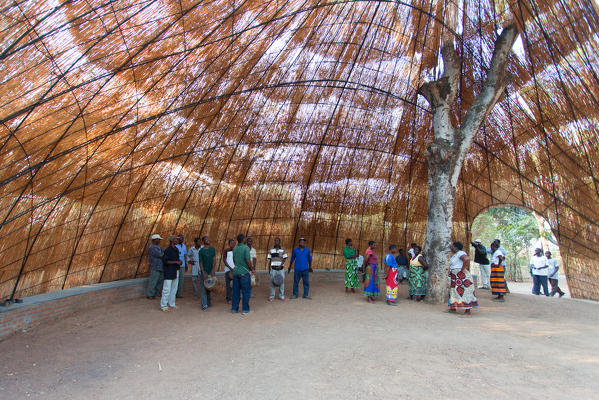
[408,245,428,301]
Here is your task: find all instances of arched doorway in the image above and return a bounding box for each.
[469,205,569,297]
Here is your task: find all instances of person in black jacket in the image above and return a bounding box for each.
[161,235,182,311]
[471,239,491,289]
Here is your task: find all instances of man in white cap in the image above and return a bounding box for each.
[146,234,164,299]
[471,238,490,289]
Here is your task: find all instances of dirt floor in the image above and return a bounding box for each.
[0,276,597,400]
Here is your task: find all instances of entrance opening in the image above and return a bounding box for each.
[470,206,569,296]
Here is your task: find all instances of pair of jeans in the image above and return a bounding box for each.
[269,269,285,299]
[199,274,211,309]
[191,275,199,297]
[293,269,310,297]
[549,278,565,296]
[146,270,164,297]
[478,263,491,288]
[532,274,550,296]
[160,271,179,309]
[225,270,233,301]
[231,273,251,313]
[176,267,185,297]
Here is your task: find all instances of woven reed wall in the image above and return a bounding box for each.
[1,0,599,301]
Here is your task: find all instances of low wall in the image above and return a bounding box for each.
[0,279,147,340]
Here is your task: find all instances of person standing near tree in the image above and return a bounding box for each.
[146,234,164,299]
[223,239,236,304]
[448,242,478,315]
[530,248,550,296]
[408,245,428,301]
[490,241,507,302]
[199,236,216,308]
[546,251,565,298]
[471,239,490,290]
[289,238,313,299]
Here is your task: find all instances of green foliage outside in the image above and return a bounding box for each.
[471,206,546,281]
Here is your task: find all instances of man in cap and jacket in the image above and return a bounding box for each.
[471,238,490,289]
[146,234,164,299]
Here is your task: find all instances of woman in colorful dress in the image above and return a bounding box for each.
[363,241,380,303]
[383,244,399,305]
[343,238,360,293]
[448,242,478,315]
[490,240,507,302]
[408,245,428,301]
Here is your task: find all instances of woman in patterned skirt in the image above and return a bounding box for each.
[408,245,428,301]
[363,241,380,303]
[343,238,360,293]
[448,242,478,314]
[490,240,507,302]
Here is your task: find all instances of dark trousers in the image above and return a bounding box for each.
[533,275,550,296]
[232,273,251,313]
[225,271,233,301]
[293,269,310,297]
[549,278,565,297]
[146,270,164,297]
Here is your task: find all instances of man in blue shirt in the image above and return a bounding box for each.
[288,238,313,299]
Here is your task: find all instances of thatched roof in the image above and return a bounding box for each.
[1,0,598,300]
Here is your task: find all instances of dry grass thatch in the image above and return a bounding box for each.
[1,0,599,300]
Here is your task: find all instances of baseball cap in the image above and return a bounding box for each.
[474,238,481,243]
[151,234,163,240]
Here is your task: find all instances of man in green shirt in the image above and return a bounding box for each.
[232,233,253,315]
[199,236,216,308]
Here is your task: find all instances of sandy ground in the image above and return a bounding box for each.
[0,276,597,400]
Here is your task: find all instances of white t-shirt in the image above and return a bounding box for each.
[449,250,466,271]
[491,249,504,266]
[530,255,549,276]
[547,258,559,279]
[249,248,257,268]
[408,248,415,259]
[225,250,235,272]
[188,246,201,276]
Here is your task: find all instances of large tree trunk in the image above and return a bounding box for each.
[423,152,455,303]
[418,24,519,304]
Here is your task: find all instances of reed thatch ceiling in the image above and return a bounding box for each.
[1,0,599,300]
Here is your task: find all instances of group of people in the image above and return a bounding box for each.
[529,248,565,297]
[342,240,429,305]
[146,232,564,316]
[146,234,313,314]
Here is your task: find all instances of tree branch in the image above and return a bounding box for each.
[461,23,519,137]
[417,41,461,108]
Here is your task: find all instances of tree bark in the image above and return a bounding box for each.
[418,24,519,304]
